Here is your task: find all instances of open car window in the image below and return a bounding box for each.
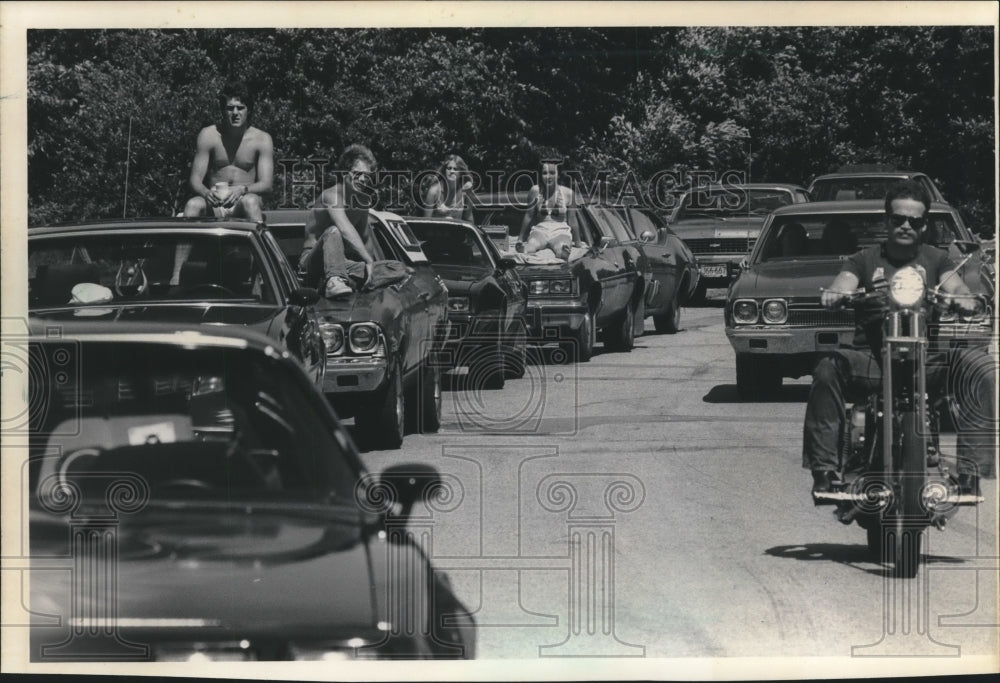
[29,232,275,307]
[30,340,357,506]
[755,212,964,263]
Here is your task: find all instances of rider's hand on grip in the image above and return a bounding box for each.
[820,288,858,310]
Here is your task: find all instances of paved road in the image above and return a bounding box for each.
[359,300,998,660]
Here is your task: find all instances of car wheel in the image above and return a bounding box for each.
[357,359,405,449]
[471,343,505,390]
[561,310,593,363]
[418,362,442,433]
[735,354,782,399]
[604,302,635,352]
[503,330,527,379]
[653,295,681,334]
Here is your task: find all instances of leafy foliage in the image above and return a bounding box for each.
[28,27,995,232]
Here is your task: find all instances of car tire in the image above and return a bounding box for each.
[503,330,527,379]
[357,359,405,450]
[417,362,442,433]
[735,354,782,399]
[561,310,594,363]
[653,296,681,334]
[472,343,505,390]
[604,302,635,353]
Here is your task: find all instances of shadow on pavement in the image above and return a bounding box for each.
[765,543,967,578]
[703,384,810,403]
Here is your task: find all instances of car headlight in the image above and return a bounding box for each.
[349,322,381,354]
[319,322,345,355]
[448,296,470,313]
[889,267,925,307]
[732,299,759,324]
[761,299,788,324]
[549,279,575,295]
[528,280,549,296]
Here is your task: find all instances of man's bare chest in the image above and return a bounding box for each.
[209,134,259,172]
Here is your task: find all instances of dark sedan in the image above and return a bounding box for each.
[264,209,449,450]
[725,199,993,397]
[617,206,700,333]
[405,216,529,389]
[27,319,476,661]
[28,219,326,386]
[474,195,650,362]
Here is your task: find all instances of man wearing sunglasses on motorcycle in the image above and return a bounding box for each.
[804,180,994,498]
[299,144,379,298]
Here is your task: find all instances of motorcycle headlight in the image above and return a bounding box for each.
[319,322,345,355]
[349,322,381,354]
[889,267,925,307]
[448,296,470,313]
[761,299,788,324]
[732,299,759,324]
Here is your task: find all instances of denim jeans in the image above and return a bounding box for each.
[802,345,996,477]
[298,227,367,287]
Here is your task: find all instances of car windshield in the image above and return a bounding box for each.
[28,232,275,308]
[29,340,357,505]
[675,188,793,220]
[408,221,491,268]
[809,178,904,202]
[755,211,963,263]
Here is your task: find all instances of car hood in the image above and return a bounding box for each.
[30,303,280,334]
[670,216,766,240]
[431,263,493,285]
[30,506,380,641]
[314,287,402,324]
[515,261,576,279]
[730,259,845,299]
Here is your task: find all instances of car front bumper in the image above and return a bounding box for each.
[322,355,388,395]
[525,299,587,344]
[726,325,853,355]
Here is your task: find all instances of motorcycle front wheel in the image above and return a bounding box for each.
[888,410,926,578]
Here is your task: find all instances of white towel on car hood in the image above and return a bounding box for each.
[506,246,589,264]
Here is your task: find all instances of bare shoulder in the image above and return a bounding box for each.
[247,126,273,148]
[197,125,221,144]
[319,184,345,208]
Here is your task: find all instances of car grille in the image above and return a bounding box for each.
[685,238,756,255]
[785,308,854,327]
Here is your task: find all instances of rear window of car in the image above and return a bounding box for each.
[755,211,963,263]
[808,177,905,202]
[408,221,493,268]
[675,187,794,220]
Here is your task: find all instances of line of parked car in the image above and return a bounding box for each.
[22,166,994,661]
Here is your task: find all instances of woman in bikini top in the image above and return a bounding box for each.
[516,158,582,260]
[421,154,474,222]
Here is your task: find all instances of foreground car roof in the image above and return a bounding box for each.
[770,199,955,216]
[29,217,262,236]
[27,317,283,353]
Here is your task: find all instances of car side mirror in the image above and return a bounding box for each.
[639,230,655,243]
[594,236,614,253]
[290,287,320,306]
[372,463,444,524]
[498,256,518,271]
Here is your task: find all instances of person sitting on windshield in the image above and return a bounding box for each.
[803,180,994,497]
[299,144,378,298]
[421,154,474,222]
[515,158,583,261]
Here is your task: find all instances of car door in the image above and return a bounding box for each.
[481,229,528,338]
[259,229,325,384]
[627,208,679,310]
[581,207,633,322]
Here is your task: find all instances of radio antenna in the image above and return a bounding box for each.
[123,116,133,218]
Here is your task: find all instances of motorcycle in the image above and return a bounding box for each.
[813,246,989,578]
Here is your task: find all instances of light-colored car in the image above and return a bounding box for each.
[725,199,992,398]
[807,170,946,203]
[667,183,810,298]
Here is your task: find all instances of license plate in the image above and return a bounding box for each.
[700,264,728,278]
[714,229,752,238]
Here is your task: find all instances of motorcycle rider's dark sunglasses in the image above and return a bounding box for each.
[889,213,927,230]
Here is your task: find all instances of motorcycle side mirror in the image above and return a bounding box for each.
[290,287,321,306]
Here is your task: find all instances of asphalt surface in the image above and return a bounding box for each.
[358,295,999,660]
